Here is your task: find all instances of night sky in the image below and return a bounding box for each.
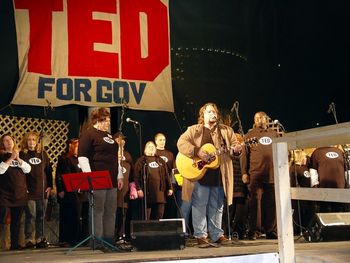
[0,0,349,157]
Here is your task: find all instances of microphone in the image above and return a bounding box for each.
[230,101,239,112]
[126,117,139,124]
[327,102,334,114]
[273,119,286,132]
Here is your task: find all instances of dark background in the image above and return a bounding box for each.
[1,0,349,158]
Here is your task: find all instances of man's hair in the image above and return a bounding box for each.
[254,111,267,119]
[90,108,110,125]
[154,133,165,140]
[197,102,220,124]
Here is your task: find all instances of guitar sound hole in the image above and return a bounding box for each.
[196,155,216,170]
[197,161,204,170]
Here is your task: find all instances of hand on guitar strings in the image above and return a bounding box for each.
[197,148,210,162]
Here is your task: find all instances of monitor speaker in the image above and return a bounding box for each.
[304,212,350,242]
[130,219,186,250]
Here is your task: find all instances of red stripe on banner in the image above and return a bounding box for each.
[14,0,63,75]
[68,0,119,78]
[120,0,169,81]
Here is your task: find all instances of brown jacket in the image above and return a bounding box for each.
[177,124,239,205]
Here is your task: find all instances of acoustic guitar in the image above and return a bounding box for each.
[176,137,258,181]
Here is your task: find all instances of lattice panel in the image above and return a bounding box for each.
[223,110,285,136]
[267,118,284,136]
[0,114,69,191]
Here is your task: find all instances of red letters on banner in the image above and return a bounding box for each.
[120,0,169,81]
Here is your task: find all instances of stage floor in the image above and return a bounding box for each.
[1,237,350,263]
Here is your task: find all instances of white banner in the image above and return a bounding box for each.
[12,0,173,112]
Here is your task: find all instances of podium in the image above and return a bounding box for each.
[62,170,117,253]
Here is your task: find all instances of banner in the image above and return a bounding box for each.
[12,0,173,112]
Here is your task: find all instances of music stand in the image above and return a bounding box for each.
[62,170,117,254]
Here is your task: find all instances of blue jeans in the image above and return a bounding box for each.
[25,199,47,242]
[191,182,224,242]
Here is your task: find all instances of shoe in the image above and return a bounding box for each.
[25,241,35,248]
[196,237,209,245]
[248,231,257,240]
[237,231,247,240]
[196,237,218,248]
[115,236,126,245]
[100,246,114,253]
[266,232,278,239]
[36,239,49,248]
[216,235,230,244]
[10,245,24,250]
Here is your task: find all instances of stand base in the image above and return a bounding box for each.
[65,235,118,254]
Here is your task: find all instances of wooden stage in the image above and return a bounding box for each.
[1,237,350,263]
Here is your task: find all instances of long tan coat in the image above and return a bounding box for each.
[177,124,239,206]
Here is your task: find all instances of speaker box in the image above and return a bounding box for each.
[304,212,350,242]
[130,219,186,251]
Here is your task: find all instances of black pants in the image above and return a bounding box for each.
[1,206,25,249]
[115,207,130,239]
[292,200,315,233]
[222,197,248,238]
[147,203,165,220]
[58,202,80,245]
[248,181,277,234]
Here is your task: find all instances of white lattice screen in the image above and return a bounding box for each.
[0,114,69,190]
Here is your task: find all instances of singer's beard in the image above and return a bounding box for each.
[209,118,217,125]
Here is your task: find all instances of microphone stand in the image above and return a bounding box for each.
[39,101,54,248]
[117,139,126,241]
[329,103,338,124]
[117,99,128,241]
[130,120,146,219]
[128,118,143,159]
[230,101,244,137]
[142,160,148,220]
[226,102,245,241]
[277,122,287,133]
[221,137,232,241]
[292,151,304,239]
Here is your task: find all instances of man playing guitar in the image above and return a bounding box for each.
[177,102,241,247]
